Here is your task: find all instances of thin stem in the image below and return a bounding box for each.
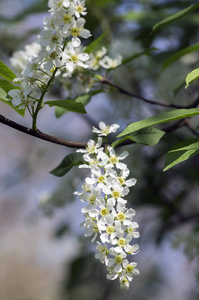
[184,119,199,137]
[32,38,69,130]
[100,77,199,109]
[0,113,87,148]
[27,106,33,117]
[32,68,58,130]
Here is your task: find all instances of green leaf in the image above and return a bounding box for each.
[84,32,107,54]
[0,79,20,93]
[50,153,85,177]
[112,127,165,147]
[162,43,199,71]
[164,139,199,171]
[0,87,8,101]
[185,68,199,88]
[111,136,132,148]
[54,90,102,118]
[117,108,199,137]
[45,99,87,114]
[0,87,25,116]
[167,138,199,152]
[121,10,165,24]
[121,48,158,66]
[0,60,17,81]
[152,3,199,33]
[130,127,165,145]
[173,78,185,97]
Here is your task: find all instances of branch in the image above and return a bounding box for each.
[100,77,199,109]
[0,113,193,149]
[162,119,186,133]
[0,114,87,148]
[184,119,199,137]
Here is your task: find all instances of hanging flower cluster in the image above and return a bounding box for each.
[8,0,91,109]
[9,2,123,99]
[75,122,140,289]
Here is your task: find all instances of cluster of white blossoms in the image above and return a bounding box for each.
[8,0,91,109]
[75,122,140,289]
[88,46,122,70]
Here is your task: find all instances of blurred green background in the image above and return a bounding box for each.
[0,0,199,299]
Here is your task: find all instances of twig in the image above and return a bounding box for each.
[0,113,191,149]
[162,119,186,133]
[184,119,199,137]
[100,77,199,109]
[0,114,87,148]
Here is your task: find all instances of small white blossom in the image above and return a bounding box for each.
[93,121,120,136]
[99,54,122,69]
[63,43,89,72]
[70,0,87,18]
[68,17,91,47]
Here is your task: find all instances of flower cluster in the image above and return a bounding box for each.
[88,46,122,70]
[75,122,140,289]
[9,0,91,109]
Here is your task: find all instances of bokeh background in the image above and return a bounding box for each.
[0,0,199,299]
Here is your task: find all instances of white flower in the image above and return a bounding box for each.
[119,276,130,289]
[8,89,25,108]
[68,17,91,47]
[95,242,109,263]
[126,222,140,239]
[88,47,107,70]
[116,207,136,226]
[85,166,114,192]
[81,216,99,242]
[99,54,122,69]
[48,0,71,11]
[76,137,102,154]
[10,42,41,76]
[122,261,140,281]
[81,189,104,213]
[125,243,139,255]
[63,43,89,72]
[78,154,101,169]
[38,30,63,53]
[92,121,120,136]
[22,56,41,78]
[97,146,129,170]
[110,168,137,188]
[106,248,127,273]
[69,0,87,18]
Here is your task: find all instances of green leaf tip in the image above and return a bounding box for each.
[0,60,17,81]
[163,138,199,171]
[152,3,199,33]
[185,68,199,89]
[50,153,85,177]
[45,99,87,114]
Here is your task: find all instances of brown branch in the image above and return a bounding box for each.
[100,77,199,109]
[0,92,198,149]
[0,114,87,148]
[157,212,199,242]
[0,114,193,149]
[162,119,187,133]
[184,119,199,137]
